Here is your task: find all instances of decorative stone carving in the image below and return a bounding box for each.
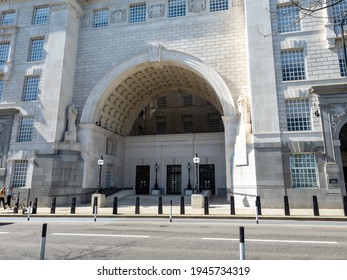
[149,43,162,62]
[65,104,78,142]
[148,4,165,18]
[329,103,347,129]
[111,9,126,24]
[81,14,90,28]
[189,0,206,13]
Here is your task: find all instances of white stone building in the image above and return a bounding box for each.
[0,0,346,209]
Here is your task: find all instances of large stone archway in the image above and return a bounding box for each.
[79,45,237,195]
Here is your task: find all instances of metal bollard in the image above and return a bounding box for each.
[50,197,56,214]
[240,226,245,260]
[158,196,163,214]
[230,196,235,215]
[27,201,32,221]
[135,197,140,214]
[71,197,76,214]
[313,195,320,216]
[256,196,262,215]
[113,197,118,215]
[39,223,47,260]
[169,200,173,222]
[343,196,347,217]
[180,196,185,215]
[14,193,20,214]
[93,197,98,222]
[284,196,290,216]
[32,197,38,214]
[204,196,209,215]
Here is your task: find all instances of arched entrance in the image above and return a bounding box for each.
[79,46,237,196]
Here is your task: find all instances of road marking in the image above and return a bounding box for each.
[202,238,338,244]
[0,232,9,234]
[52,233,150,238]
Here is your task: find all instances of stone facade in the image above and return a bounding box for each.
[0,0,346,209]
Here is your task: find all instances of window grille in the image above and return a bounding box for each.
[182,115,193,133]
[281,49,306,81]
[17,116,34,142]
[23,76,40,101]
[156,96,167,107]
[290,154,317,188]
[129,3,146,23]
[338,48,347,76]
[32,5,49,25]
[92,8,109,28]
[28,37,44,62]
[210,0,228,12]
[106,165,113,187]
[0,79,3,102]
[1,10,15,26]
[156,116,166,134]
[182,94,192,106]
[285,99,311,131]
[208,113,222,132]
[168,0,186,18]
[277,4,301,33]
[0,42,10,65]
[12,160,29,188]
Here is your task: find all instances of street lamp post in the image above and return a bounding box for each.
[187,162,192,190]
[193,153,200,194]
[96,155,105,193]
[154,163,159,190]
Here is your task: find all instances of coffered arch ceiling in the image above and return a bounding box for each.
[96,62,222,136]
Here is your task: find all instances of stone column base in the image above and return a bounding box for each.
[91,193,106,207]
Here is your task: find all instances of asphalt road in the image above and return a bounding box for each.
[0,218,346,260]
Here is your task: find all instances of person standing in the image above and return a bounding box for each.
[0,187,6,209]
[5,187,13,209]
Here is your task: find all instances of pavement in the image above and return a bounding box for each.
[0,195,346,221]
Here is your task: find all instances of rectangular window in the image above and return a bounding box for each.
[0,42,10,65]
[33,5,50,25]
[156,116,166,134]
[92,8,109,28]
[129,3,146,23]
[106,165,113,187]
[182,115,193,133]
[28,37,44,62]
[338,48,346,77]
[12,160,29,188]
[210,0,229,12]
[277,4,301,33]
[290,154,317,188]
[156,96,167,107]
[168,0,186,18]
[17,116,34,142]
[331,0,347,33]
[182,94,192,106]
[285,99,311,131]
[0,79,3,102]
[208,113,223,132]
[1,10,16,26]
[281,49,306,81]
[23,76,40,101]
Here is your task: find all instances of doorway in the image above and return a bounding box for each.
[135,165,150,194]
[167,165,182,194]
[199,164,215,194]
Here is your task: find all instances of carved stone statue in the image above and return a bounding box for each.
[67,104,78,133]
[237,95,248,124]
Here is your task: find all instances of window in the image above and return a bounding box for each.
[33,5,50,25]
[17,116,34,142]
[338,48,346,76]
[285,99,311,131]
[0,79,3,102]
[155,116,166,134]
[182,115,193,133]
[208,113,223,132]
[156,96,167,107]
[1,10,16,26]
[182,94,192,106]
[331,0,347,34]
[277,4,301,33]
[12,160,29,188]
[281,49,306,81]
[92,8,109,28]
[23,76,40,101]
[210,0,228,12]
[290,154,317,188]
[106,165,113,187]
[168,0,186,18]
[0,42,10,65]
[129,3,146,23]
[28,37,45,62]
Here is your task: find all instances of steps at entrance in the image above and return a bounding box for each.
[104,195,192,207]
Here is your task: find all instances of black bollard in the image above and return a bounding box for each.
[284,196,290,216]
[230,196,235,215]
[14,193,20,214]
[204,196,209,215]
[170,200,173,222]
[113,197,118,215]
[135,196,140,214]
[50,197,56,214]
[343,196,347,217]
[71,197,76,214]
[39,223,47,260]
[313,195,320,216]
[32,198,38,214]
[239,226,245,260]
[256,196,262,215]
[180,196,185,215]
[158,196,163,214]
[93,196,98,214]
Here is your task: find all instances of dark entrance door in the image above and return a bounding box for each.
[199,164,215,194]
[167,165,182,194]
[135,165,150,194]
[340,123,347,194]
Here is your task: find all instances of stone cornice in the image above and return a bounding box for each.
[310,83,347,95]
